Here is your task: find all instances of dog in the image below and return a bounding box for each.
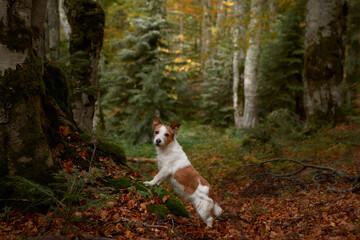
[144,116,222,227]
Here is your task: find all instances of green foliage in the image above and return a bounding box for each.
[101,17,187,143]
[200,46,234,126]
[258,1,306,119]
[241,109,305,155]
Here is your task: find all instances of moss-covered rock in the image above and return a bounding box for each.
[105,177,131,190]
[163,196,190,218]
[147,204,170,219]
[148,187,190,218]
[79,133,126,165]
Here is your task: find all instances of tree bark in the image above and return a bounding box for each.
[45,0,60,60]
[233,0,247,129]
[303,0,347,124]
[242,0,262,128]
[64,0,104,131]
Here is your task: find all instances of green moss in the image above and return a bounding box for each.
[163,196,190,218]
[147,204,170,219]
[105,177,131,189]
[154,188,190,218]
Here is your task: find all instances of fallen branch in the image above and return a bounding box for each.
[126,157,157,163]
[234,158,359,193]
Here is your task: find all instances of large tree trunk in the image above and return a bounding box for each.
[0,0,70,185]
[233,0,247,129]
[64,0,104,131]
[45,0,60,60]
[303,0,347,124]
[242,0,262,128]
[344,0,360,107]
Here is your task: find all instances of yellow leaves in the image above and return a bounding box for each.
[222,2,234,7]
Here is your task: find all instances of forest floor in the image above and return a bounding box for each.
[1,122,359,239]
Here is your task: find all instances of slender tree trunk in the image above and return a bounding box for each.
[303,0,347,124]
[59,0,71,41]
[242,0,262,128]
[216,0,225,37]
[64,0,104,131]
[201,0,212,78]
[233,0,247,129]
[45,0,60,60]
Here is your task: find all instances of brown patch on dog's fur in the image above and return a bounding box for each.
[174,165,210,195]
[153,116,162,129]
[164,125,175,145]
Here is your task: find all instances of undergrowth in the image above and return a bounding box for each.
[115,113,360,188]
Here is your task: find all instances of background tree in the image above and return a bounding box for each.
[242,0,263,128]
[344,0,360,109]
[258,1,306,119]
[45,0,60,60]
[303,0,347,125]
[233,0,247,129]
[64,0,105,131]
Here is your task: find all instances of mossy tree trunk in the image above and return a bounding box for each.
[45,0,60,60]
[0,0,73,188]
[303,0,347,125]
[64,0,104,132]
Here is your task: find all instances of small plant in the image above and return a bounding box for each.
[11,166,115,223]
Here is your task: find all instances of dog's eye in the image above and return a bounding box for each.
[155,131,159,134]
[165,133,169,137]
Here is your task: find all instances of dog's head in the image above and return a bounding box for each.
[152,116,181,147]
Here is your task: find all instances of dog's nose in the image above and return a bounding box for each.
[156,139,161,144]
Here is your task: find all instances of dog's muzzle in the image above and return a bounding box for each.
[155,139,162,146]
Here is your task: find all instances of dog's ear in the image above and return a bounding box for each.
[153,115,162,129]
[170,122,181,135]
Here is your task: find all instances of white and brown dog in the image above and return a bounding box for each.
[144,116,222,227]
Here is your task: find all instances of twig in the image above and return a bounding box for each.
[327,183,360,193]
[0,199,29,202]
[126,157,157,163]
[242,158,355,180]
[70,224,86,240]
[235,158,359,193]
[119,216,171,230]
[38,218,53,236]
[89,134,97,172]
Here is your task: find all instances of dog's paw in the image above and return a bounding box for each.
[143,181,153,186]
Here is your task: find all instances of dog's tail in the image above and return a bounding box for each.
[213,203,223,217]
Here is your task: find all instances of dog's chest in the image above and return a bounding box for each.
[156,150,188,171]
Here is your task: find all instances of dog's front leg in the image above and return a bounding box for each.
[144,169,170,186]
